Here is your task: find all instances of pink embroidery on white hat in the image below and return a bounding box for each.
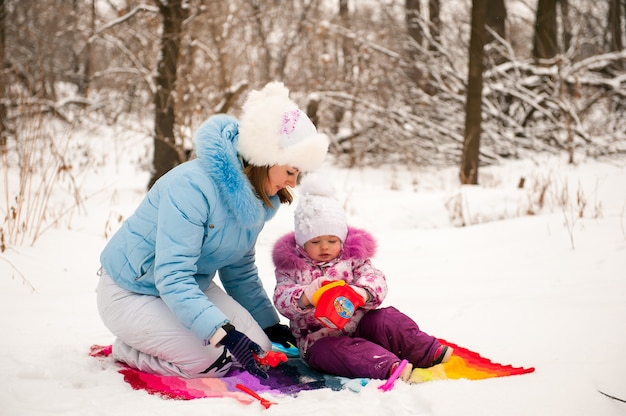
[280,109,301,140]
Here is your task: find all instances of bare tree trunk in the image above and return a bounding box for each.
[608,0,624,52]
[405,0,422,46]
[85,0,94,96]
[405,0,432,92]
[533,0,558,61]
[148,0,188,189]
[428,0,440,49]
[339,0,353,78]
[486,0,506,64]
[460,0,487,185]
[486,0,506,42]
[560,0,572,53]
[331,0,351,132]
[0,0,6,152]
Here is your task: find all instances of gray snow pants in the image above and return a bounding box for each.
[96,271,271,378]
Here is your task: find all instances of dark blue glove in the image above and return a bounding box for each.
[220,325,268,379]
[263,323,296,348]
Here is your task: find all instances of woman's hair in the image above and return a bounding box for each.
[244,164,294,207]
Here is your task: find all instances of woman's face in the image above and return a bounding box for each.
[264,165,300,196]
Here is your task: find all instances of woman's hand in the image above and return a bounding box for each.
[220,325,268,379]
[263,323,296,348]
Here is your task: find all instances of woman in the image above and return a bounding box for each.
[96,82,329,379]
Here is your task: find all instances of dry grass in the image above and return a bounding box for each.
[1,113,88,290]
[1,114,85,250]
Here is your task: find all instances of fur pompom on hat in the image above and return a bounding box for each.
[294,172,347,247]
[238,82,329,172]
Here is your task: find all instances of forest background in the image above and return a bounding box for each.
[1,0,625,250]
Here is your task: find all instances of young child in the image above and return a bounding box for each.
[272,173,452,382]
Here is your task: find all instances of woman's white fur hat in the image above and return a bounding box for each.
[294,172,347,247]
[238,82,329,172]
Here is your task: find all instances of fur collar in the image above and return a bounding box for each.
[272,226,377,270]
[194,114,278,227]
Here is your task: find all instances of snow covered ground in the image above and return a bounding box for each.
[1,126,625,415]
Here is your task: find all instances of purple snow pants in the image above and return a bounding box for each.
[305,306,440,380]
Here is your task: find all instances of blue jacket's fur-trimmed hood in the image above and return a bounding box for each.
[194,114,278,226]
[272,226,377,270]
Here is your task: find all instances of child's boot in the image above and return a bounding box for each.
[431,345,453,366]
[390,360,414,382]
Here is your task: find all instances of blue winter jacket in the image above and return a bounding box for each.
[100,114,281,345]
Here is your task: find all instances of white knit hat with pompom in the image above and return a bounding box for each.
[294,172,347,247]
[238,82,329,172]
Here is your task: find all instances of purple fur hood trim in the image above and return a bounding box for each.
[272,226,377,270]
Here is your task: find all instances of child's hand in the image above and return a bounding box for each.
[350,285,371,303]
[302,277,330,306]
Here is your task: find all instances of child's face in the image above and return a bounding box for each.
[303,235,342,262]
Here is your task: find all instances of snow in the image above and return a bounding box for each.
[1,126,625,415]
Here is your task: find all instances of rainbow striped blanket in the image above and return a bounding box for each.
[89,339,534,407]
